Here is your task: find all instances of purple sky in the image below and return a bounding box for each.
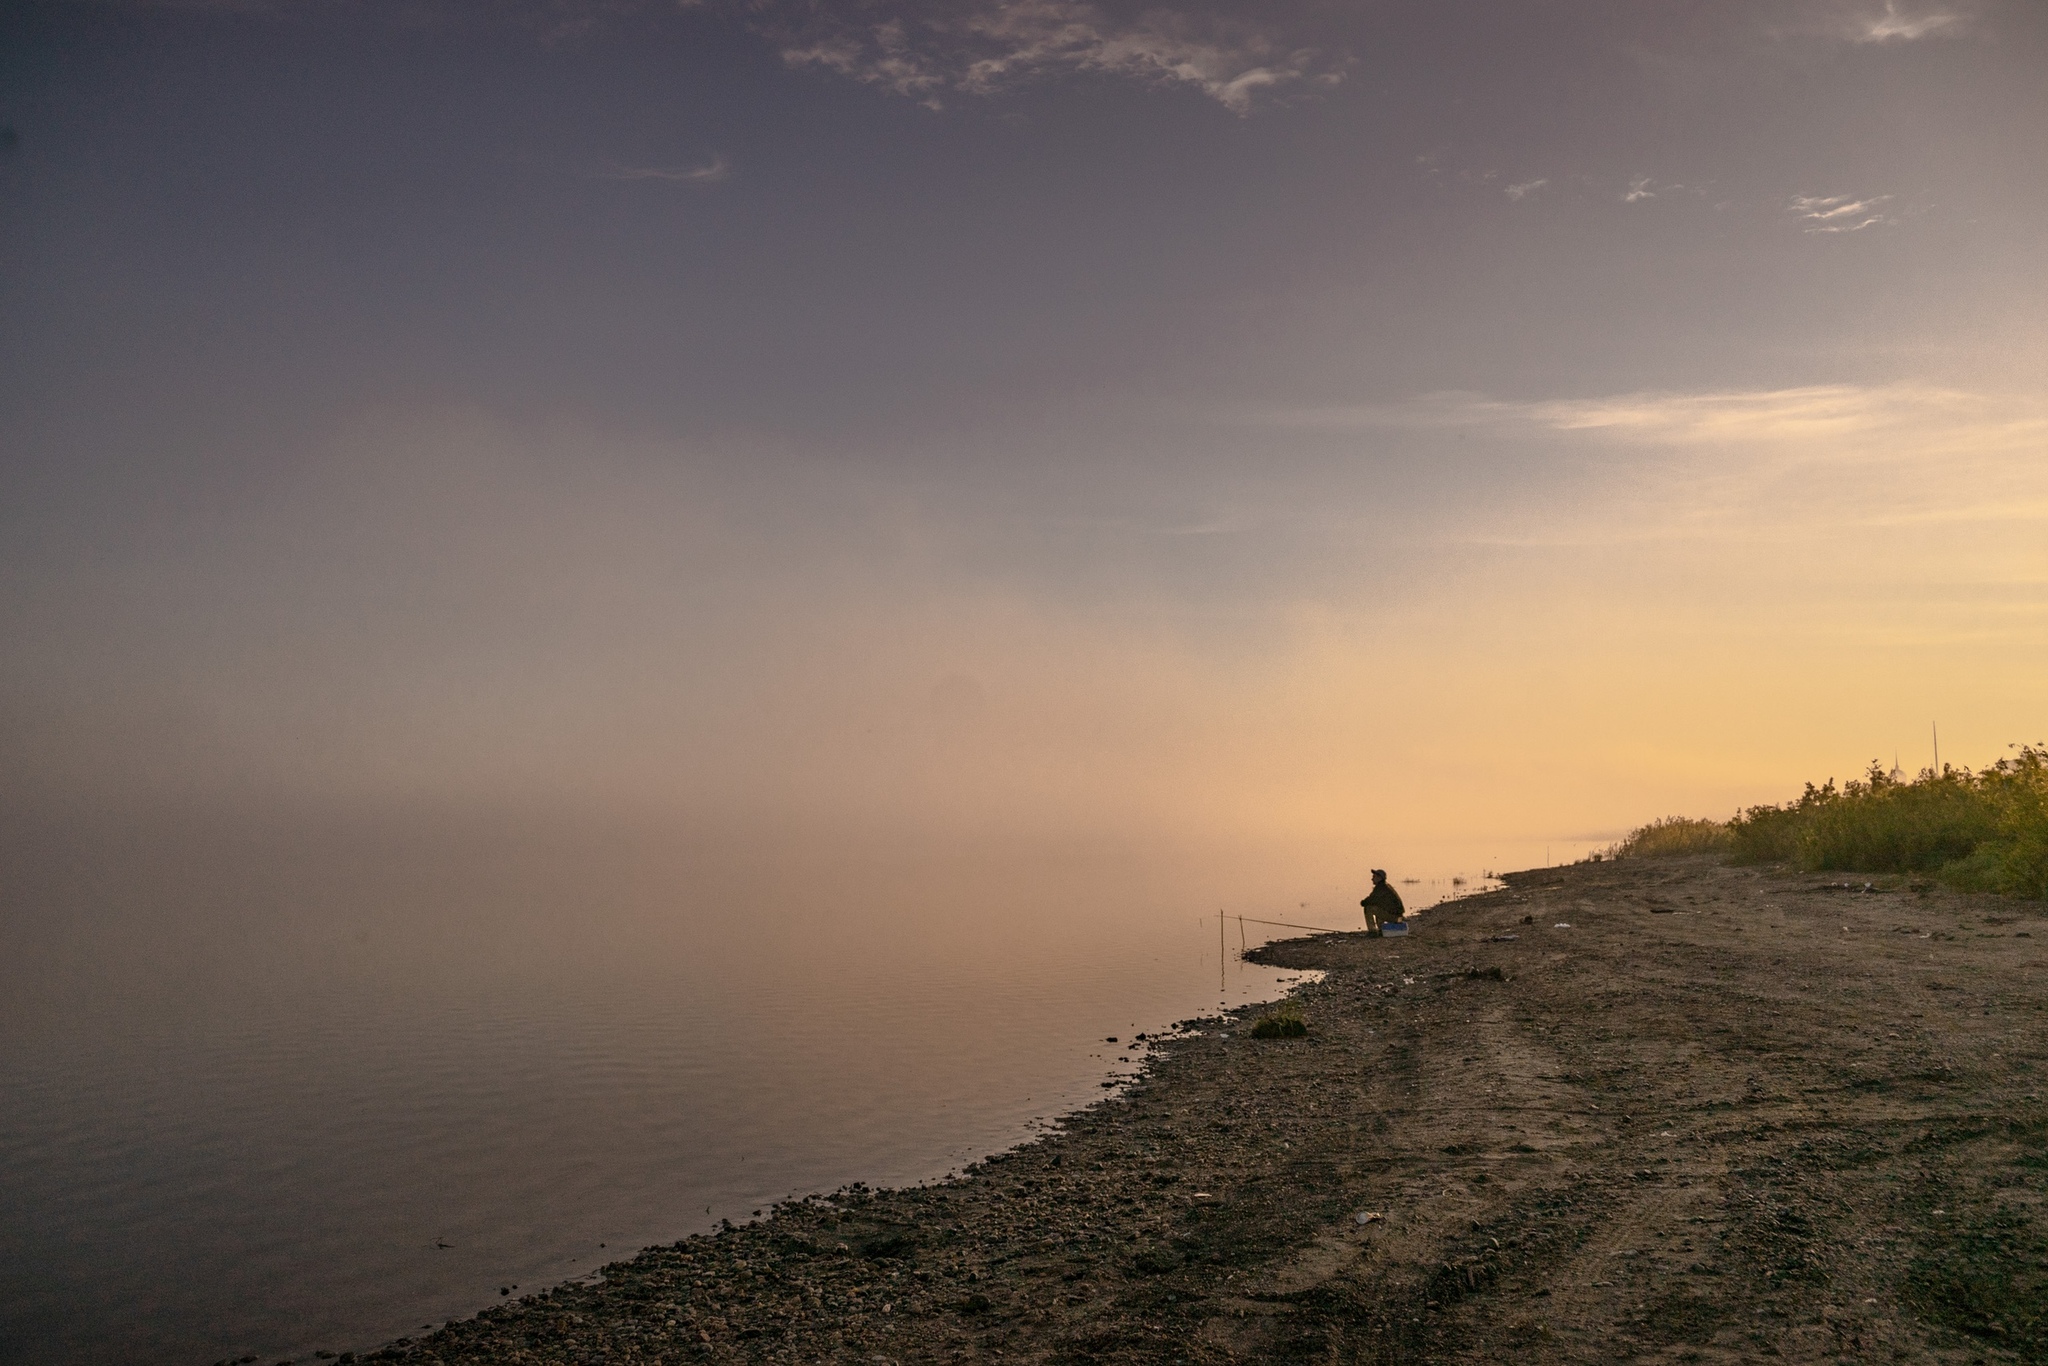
[3,0,2044,857]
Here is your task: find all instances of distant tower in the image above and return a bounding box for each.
[1890,751,1904,783]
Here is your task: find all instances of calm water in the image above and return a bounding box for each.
[0,808,1507,1365]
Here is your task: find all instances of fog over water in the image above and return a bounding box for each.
[0,807,1500,1363]
[3,0,2043,1361]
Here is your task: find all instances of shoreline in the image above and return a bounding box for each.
[351,856,2047,1364]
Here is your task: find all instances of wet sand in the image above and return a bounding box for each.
[352,856,2047,1364]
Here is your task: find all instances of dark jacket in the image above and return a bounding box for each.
[1361,883,1406,921]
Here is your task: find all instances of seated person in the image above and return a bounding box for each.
[1360,869,1406,930]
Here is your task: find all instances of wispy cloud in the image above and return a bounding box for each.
[1768,1,1974,48]
[747,0,1344,114]
[1788,193,1893,233]
[1480,384,1983,448]
[1504,178,1548,201]
[1856,0,1962,41]
[1257,383,2039,456]
[598,155,729,185]
[1262,385,2048,569]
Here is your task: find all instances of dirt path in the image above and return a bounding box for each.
[359,857,2048,1365]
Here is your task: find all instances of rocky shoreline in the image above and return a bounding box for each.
[345,856,2047,1364]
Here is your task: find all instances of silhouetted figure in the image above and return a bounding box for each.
[1360,869,1405,932]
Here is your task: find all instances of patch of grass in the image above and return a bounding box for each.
[1720,746,2048,898]
[1249,1001,1307,1039]
[1937,845,2007,893]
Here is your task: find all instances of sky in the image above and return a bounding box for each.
[2,0,2044,876]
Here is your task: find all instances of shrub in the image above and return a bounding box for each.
[1801,765,1999,873]
[1980,746,2048,898]
[1729,783,1832,864]
[1720,746,2048,898]
[1608,816,1734,859]
[1249,1001,1307,1039]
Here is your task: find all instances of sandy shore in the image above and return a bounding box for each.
[351,856,2047,1364]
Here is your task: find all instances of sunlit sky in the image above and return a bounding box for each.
[3,0,2044,872]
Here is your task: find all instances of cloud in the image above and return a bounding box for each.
[748,0,1344,114]
[1258,384,2048,588]
[598,155,729,184]
[1449,387,2048,609]
[1480,384,1980,447]
[1621,178,1705,204]
[1256,383,2042,460]
[1855,0,1962,41]
[1504,178,1548,201]
[1766,1,1974,47]
[1788,193,1893,233]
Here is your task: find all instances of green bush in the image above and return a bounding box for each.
[1728,783,1832,864]
[1250,1001,1307,1039]
[1936,845,2006,894]
[1722,746,2048,898]
[1986,749,2048,899]
[1803,766,2000,873]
